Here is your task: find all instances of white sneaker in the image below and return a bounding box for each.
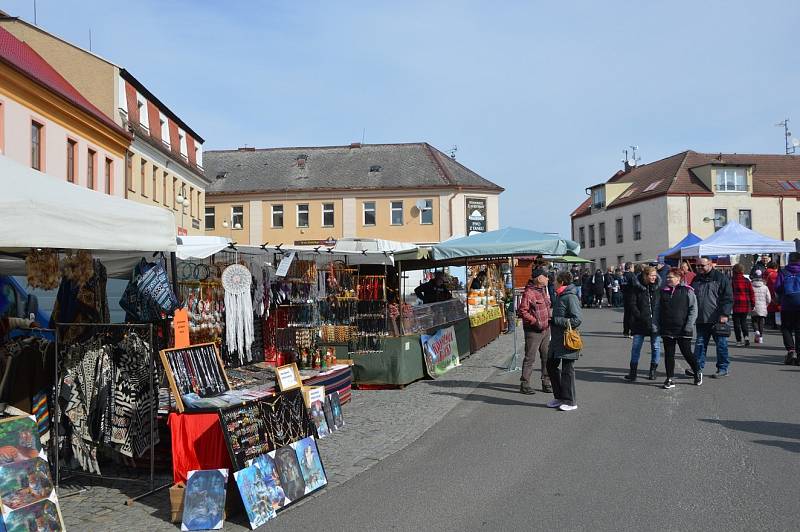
[558,403,578,412]
[546,399,561,408]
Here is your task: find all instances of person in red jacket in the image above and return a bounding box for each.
[517,267,552,394]
[765,262,780,329]
[731,264,755,346]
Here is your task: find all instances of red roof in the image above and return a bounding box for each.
[0,26,128,137]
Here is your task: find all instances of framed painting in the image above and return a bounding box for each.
[293,437,327,495]
[181,469,228,531]
[233,465,276,530]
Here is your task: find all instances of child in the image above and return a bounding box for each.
[751,269,771,344]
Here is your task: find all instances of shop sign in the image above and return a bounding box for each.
[466,197,487,235]
[420,325,461,378]
[294,237,337,246]
[177,227,188,236]
[192,219,200,229]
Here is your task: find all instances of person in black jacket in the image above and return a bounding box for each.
[624,266,662,381]
[414,271,452,304]
[690,258,733,378]
[658,267,702,388]
[622,263,638,337]
[592,269,605,307]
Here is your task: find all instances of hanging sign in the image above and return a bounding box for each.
[275,251,296,278]
[466,197,487,235]
[173,308,190,348]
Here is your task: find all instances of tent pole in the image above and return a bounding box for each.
[505,256,521,372]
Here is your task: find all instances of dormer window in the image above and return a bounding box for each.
[591,187,605,209]
[296,154,308,168]
[369,165,382,173]
[715,167,747,192]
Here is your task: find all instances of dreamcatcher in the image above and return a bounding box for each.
[222,263,254,364]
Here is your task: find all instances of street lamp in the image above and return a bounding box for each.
[176,186,191,234]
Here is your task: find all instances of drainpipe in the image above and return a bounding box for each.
[686,194,691,234]
[780,196,785,240]
[448,187,462,237]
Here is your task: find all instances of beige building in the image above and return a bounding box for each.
[571,150,800,269]
[204,143,503,246]
[0,14,209,234]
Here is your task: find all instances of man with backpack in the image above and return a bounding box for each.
[775,252,800,365]
[690,257,733,378]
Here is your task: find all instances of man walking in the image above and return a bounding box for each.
[690,257,733,378]
[517,267,552,393]
[775,252,800,365]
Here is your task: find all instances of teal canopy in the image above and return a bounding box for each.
[429,227,581,261]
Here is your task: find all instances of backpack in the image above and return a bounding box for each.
[781,271,800,307]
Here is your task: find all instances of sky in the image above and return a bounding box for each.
[1,0,799,237]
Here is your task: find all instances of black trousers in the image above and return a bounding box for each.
[732,312,750,341]
[781,309,800,352]
[547,357,576,405]
[623,303,634,335]
[751,315,765,336]
[663,336,699,379]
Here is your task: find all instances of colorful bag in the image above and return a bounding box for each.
[564,320,583,351]
[137,260,179,314]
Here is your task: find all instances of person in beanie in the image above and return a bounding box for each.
[517,267,552,394]
[731,264,755,347]
[690,257,733,378]
[624,266,662,381]
[658,268,701,388]
[546,271,582,411]
[775,252,800,365]
[751,269,771,344]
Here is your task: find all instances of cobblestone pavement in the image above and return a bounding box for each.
[59,330,518,531]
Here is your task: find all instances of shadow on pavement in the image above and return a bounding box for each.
[430,391,550,408]
[751,440,800,453]
[700,419,800,444]
[732,352,787,365]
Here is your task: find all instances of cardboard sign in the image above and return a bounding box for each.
[275,251,297,278]
[420,325,461,378]
[275,363,302,392]
[173,308,190,348]
[302,386,325,408]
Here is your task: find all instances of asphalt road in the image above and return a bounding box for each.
[268,308,800,532]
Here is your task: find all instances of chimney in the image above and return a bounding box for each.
[349,142,362,149]
[624,160,633,173]
[238,146,255,152]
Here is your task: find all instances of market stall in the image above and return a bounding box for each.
[680,221,796,257]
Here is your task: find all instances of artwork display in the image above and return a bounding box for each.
[273,446,306,502]
[181,469,228,531]
[293,437,327,494]
[2,498,64,532]
[246,454,288,511]
[159,343,231,412]
[260,391,314,449]
[329,392,344,430]
[0,417,43,465]
[323,395,336,433]
[308,399,330,439]
[234,465,277,529]
[219,402,272,471]
[421,325,461,378]
[0,458,53,511]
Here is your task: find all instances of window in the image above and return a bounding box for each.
[232,205,244,228]
[160,116,169,146]
[140,159,147,196]
[633,214,642,240]
[589,225,595,248]
[136,96,149,130]
[797,212,800,231]
[87,149,96,189]
[272,204,284,228]
[162,171,168,205]
[714,208,727,231]
[600,258,607,272]
[635,253,642,261]
[739,209,752,229]
[615,218,623,243]
[643,179,662,192]
[297,204,309,227]
[617,255,624,265]
[592,187,605,209]
[31,122,43,170]
[420,199,433,224]
[66,139,76,183]
[188,187,194,217]
[578,227,586,249]
[391,201,403,225]
[322,203,334,227]
[172,177,178,209]
[715,168,747,192]
[205,206,215,230]
[105,158,113,195]
[126,151,133,191]
[599,222,606,246]
[152,166,158,202]
[363,201,376,226]
[179,130,187,158]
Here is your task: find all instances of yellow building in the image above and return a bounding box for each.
[203,143,504,246]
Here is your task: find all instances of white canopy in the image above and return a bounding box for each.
[0,154,176,253]
[176,235,231,260]
[681,221,796,257]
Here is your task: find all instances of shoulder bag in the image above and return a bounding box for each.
[564,320,583,351]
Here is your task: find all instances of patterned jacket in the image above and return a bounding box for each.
[732,273,755,314]
[518,280,551,332]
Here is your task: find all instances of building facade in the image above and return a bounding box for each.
[0,15,209,234]
[571,150,800,269]
[204,143,503,246]
[0,27,129,193]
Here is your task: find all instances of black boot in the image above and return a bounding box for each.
[623,363,638,381]
[648,363,658,380]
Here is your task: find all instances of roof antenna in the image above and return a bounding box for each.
[89,28,92,51]
[361,128,366,144]
[776,118,799,155]
[622,145,640,171]
[33,0,37,25]
[447,145,458,159]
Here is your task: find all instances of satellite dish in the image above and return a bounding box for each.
[627,159,636,166]
[793,138,800,148]
[415,199,427,210]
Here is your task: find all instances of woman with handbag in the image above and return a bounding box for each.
[546,271,583,412]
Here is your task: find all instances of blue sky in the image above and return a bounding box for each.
[2,1,798,236]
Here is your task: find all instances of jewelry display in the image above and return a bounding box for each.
[159,343,231,412]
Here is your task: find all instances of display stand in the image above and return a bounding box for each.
[53,322,170,504]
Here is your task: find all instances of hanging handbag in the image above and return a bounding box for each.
[137,259,179,315]
[564,320,583,351]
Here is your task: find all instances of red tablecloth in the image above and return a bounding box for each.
[168,366,352,483]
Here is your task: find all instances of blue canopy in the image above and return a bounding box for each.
[429,227,580,261]
[658,232,702,261]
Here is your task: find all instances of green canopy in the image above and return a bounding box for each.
[429,227,580,261]
[546,255,592,264]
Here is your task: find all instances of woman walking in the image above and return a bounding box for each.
[592,269,605,308]
[658,268,702,388]
[731,264,755,346]
[751,270,771,343]
[624,266,662,381]
[546,272,583,412]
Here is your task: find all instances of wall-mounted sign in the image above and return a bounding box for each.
[192,219,200,229]
[466,197,487,235]
[294,237,337,246]
[177,227,188,236]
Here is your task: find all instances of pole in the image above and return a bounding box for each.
[505,257,521,372]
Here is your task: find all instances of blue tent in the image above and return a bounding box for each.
[657,232,702,262]
[429,227,580,261]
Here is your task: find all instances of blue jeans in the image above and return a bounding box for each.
[694,323,729,372]
[630,335,661,365]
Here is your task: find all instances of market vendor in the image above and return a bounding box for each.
[415,271,452,304]
[470,271,487,290]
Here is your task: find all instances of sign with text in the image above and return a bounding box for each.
[275,362,302,391]
[275,251,296,278]
[466,197,487,235]
[172,307,190,348]
[302,385,326,408]
[420,325,461,378]
[294,238,337,246]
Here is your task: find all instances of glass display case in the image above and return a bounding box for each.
[401,299,467,335]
